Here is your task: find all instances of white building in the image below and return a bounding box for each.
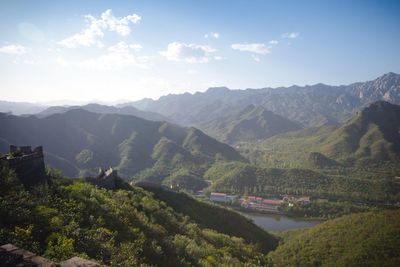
[210,192,228,203]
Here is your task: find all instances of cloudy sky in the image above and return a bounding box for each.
[0,0,399,103]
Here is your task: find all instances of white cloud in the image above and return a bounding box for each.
[0,44,27,55]
[160,42,216,63]
[204,32,220,39]
[231,43,270,54]
[269,40,279,45]
[108,41,143,53]
[282,32,300,39]
[58,9,141,48]
[57,41,147,70]
[100,9,141,35]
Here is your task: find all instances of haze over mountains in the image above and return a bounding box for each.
[0,110,243,179]
[1,72,399,146]
[36,103,171,122]
[127,72,400,128]
[1,73,400,267]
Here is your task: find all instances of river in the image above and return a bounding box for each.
[241,212,321,232]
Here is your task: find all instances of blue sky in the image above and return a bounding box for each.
[0,0,399,103]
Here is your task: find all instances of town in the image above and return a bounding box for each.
[207,192,312,214]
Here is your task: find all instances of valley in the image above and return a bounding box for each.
[1,73,400,266]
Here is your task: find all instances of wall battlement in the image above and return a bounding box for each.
[85,167,118,189]
[0,145,47,187]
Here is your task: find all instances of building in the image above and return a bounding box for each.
[209,192,237,203]
[85,167,118,190]
[296,196,311,205]
[0,145,47,187]
[210,192,228,203]
[240,196,283,213]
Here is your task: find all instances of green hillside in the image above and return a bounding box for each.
[0,110,244,184]
[0,164,276,266]
[203,161,400,203]
[139,184,278,253]
[199,105,301,144]
[269,210,400,267]
[240,101,400,170]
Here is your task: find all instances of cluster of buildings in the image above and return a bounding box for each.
[209,192,238,203]
[209,192,311,214]
[240,196,283,213]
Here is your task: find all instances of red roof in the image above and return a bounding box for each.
[210,192,227,197]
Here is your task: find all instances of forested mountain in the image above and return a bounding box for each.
[126,72,400,128]
[269,210,400,267]
[0,165,277,266]
[242,101,400,169]
[199,105,301,144]
[0,110,243,179]
[36,103,170,122]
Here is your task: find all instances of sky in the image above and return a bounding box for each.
[0,0,399,104]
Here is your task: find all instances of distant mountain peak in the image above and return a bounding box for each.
[379,72,399,79]
[206,87,230,93]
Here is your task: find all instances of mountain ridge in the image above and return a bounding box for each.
[125,72,400,129]
[0,109,244,181]
[242,101,400,168]
[36,103,171,122]
[200,104,302,144]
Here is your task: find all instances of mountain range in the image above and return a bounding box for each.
[0,109,243,179]
[244,101,400,169]
[36,103,171,122]
[126,72,400,129]
[199,104,301,144]
[1,72,399,146]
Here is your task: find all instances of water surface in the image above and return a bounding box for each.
[242,212,321,232]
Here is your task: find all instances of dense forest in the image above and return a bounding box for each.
[269,210,400,267]
[0,164,275,266]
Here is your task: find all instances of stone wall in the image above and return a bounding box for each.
[1,145,47,187]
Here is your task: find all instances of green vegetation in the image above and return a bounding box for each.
[0,110,244,184]
[162,169,208,192]
[204,161,400,203]
[269,210,400,267]
[0,164,275,266]
[279,201,371,219]
[240,101,400,171]
[140,185,278,253]
[199,105,301,144]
